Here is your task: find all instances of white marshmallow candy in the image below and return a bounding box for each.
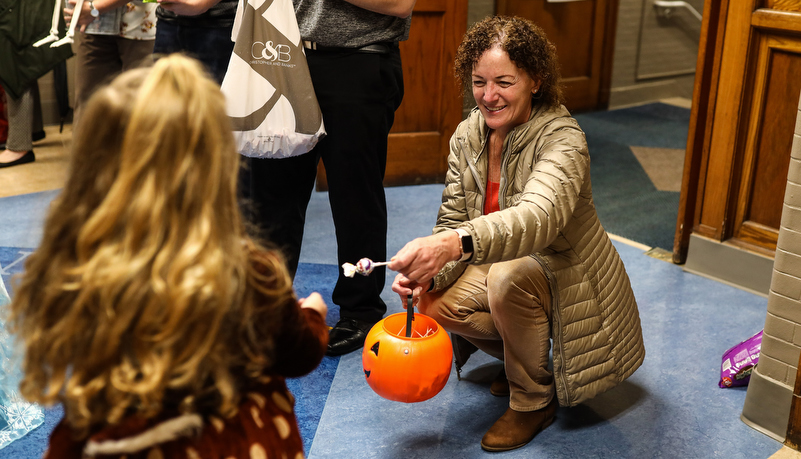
[342,258,389,277]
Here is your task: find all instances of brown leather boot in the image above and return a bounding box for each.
[480,397,557,452]
[490,368,510,397]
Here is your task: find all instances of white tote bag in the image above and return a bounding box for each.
[221,0,325,158]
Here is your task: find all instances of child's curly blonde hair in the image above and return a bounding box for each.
[10,54,295,437]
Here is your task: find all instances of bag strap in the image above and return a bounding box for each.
[231,0,245,41]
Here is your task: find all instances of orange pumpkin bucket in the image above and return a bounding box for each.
[362,300,453,403]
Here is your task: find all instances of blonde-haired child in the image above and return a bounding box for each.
[10,54,328,458]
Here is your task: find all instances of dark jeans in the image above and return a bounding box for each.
[153,20,234,84]
[248,46,404,324]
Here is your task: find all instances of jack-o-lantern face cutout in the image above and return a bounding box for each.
[362,312,453,403]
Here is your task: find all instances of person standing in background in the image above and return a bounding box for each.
[0,84,45,168]
[248,0,416,356]
[0,0,72,168]
[64,0,157,127]
[154,0,237,84]
[152,0,417,357]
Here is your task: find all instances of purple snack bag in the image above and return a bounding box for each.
[719,330,762,388]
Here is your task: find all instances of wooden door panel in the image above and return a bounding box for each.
[385,0,462,187]
[733,34,801,249]
[763,0,801,13]
[743,46,801,228]
[496,0,616,111]
[694,0,756,240]
[676,0,801,261]
[317,0,467,189]
[497,1,596,77]
[392,9,445,133]
[386,132,442,181]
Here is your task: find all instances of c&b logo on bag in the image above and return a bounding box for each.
[252,41,291,63]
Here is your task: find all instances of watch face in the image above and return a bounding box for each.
[461,234,473,254]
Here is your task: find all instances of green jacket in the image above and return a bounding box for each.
[432,103,646,407]
[0,0,73,99]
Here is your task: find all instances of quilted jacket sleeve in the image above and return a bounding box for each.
[430,130,471,291]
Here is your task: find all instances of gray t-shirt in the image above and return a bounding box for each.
[293,0,411,48]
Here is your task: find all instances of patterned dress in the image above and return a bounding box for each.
[46,378,308,459]
[44,299,329,458]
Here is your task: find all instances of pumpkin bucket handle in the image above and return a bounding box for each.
[406,294,414,337]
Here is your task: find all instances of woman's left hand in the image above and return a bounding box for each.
[391,273,429,310]
[391,273,428,298]
[388,231,462,285]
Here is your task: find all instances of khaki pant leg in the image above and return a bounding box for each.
[419,257,554,411]
[486,257,553,412]
[419,264,504,361]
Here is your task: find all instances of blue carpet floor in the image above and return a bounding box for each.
[0,103,784,458]
[301,239,777,459]
[576,103,689,251]
[289,262,340,455]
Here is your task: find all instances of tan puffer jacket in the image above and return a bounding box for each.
[431,103,645,407]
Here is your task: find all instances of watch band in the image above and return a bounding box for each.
[89,0,100,17]
[455,228,473,262]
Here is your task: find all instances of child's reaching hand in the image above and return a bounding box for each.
[299,292,328,319]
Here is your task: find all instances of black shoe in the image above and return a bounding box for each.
[327,318,375,356]
[32,130,46,142]
[0,150,35,168]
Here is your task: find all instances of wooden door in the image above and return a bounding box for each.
[495,0,619,112]
[675,0,801,262]
[317,0,468,189]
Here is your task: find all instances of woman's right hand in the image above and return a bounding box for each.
[298,292,327,319]
[388,231,461,286]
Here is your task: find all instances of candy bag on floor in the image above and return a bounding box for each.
[719,330,762,388]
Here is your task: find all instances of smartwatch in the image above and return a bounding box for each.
[455,228,473,262]
[89,0,100,17]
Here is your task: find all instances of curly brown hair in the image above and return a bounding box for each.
[454,16,563,109]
